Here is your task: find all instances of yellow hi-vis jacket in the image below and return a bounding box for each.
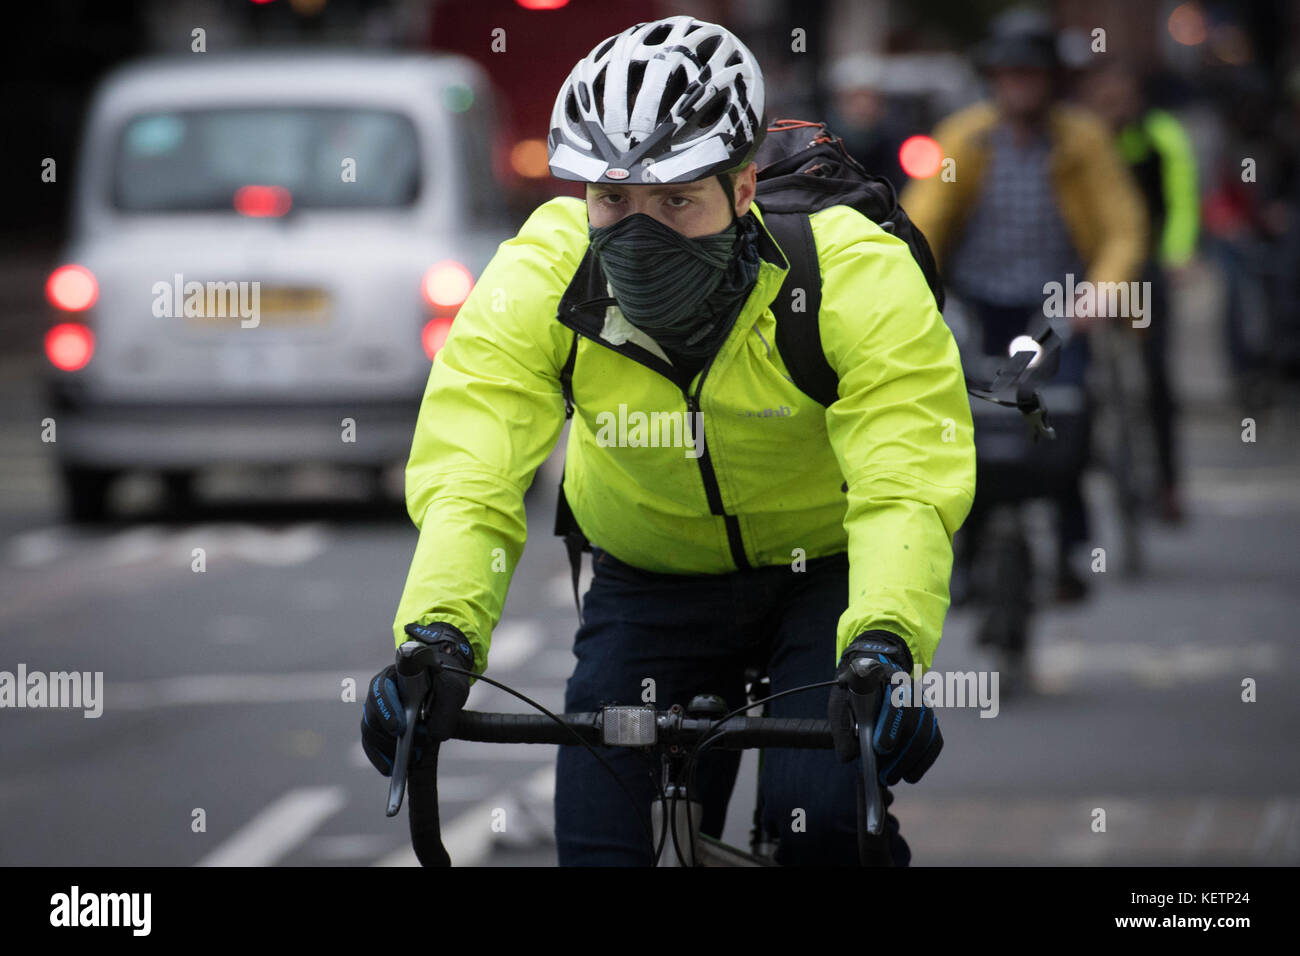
[393,197,975,673]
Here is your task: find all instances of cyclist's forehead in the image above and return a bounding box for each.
[586,179,718,196]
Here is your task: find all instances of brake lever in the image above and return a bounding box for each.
[385,639,436,817]
[846,657,886,837]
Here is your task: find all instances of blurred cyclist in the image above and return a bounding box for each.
[1080,63,1199,524]
[903,8,1148,604]
[361,15,975,865]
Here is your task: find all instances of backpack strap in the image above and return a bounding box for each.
[553,329,588,623]
[762,211,839,408]
[558,327,578,419]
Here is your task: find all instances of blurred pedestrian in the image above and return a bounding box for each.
[826,53,907,191]
[1201,66,1299,407]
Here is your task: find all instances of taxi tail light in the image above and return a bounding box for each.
[422,317,454,360]
[422,260,473,310]
[46,264,99,312]
[46,322,95,371]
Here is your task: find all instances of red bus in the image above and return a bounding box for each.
[427,0,667,218]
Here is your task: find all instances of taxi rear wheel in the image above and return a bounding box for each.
[61,465,117,524]
[160,470,197,516]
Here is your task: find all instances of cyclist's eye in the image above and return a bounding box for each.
[665,196,691,208]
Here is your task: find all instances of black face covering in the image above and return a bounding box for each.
[588,211,761,360]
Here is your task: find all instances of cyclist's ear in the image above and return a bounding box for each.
[732,163,758,218]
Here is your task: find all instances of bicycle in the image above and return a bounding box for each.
[948,300,1071,697]
[379,638,893,866]
[1089,318,1159,577]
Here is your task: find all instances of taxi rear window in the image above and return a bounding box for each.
[113,107,421,211]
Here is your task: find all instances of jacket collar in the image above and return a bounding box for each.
[556,202,790,389]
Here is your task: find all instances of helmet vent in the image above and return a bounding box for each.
[725,49,744,68]
[593,66,607,121]
[696,35,721,62]
[628,59,647,120]
[643,23,673,45]
[693,90,727,130]
[658,65,689,124]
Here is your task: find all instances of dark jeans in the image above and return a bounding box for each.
[554,547,910,867]
[1137,264,1178,489]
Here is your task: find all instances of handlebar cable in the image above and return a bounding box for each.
[675,678,840,865]
[437,664,656,857]
[651,767,672,865]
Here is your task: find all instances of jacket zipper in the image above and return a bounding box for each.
[684,356,751,571]
[562,297,752,571]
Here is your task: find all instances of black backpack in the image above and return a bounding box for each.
[753,118,1059,433]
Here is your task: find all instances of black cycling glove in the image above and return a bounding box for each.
[360,622,475,777]
[828,630,943,786]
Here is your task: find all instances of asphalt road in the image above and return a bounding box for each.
[1,301,1298,866]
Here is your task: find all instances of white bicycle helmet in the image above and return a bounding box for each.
[548,15,766,185]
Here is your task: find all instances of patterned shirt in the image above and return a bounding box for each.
[945,123,1084,307]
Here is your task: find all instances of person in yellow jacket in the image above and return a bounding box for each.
[1081,62,1200,524]
[361,16,976,866]
[902,9,1148,608]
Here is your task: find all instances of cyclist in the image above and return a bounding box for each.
[1080,62,1200,525]
[362,15,975,866]
[902,9,1148,605]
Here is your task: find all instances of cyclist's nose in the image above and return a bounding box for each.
[618,202,673,229]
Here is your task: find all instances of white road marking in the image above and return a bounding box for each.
[484,620,543,671]
[1,523,330,570]
[5,527,71,567]
[102,526,169,567]
[372,766,555,867]
[197,786,346,867]
[307,834,395,862]
[1181,797,1217,858]
[111,670,364,709]
[229,523,329,566]
[1035,641,1279,690]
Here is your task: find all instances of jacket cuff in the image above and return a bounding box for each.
[403,621,475,670]
[849,629,914,672]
